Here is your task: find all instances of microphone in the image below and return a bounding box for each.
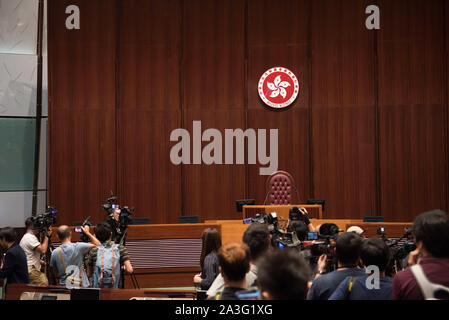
[293,185,301,204]
[263,184,274,205]
[82,216,92,226]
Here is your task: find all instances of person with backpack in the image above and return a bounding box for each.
[50,225,101,287]
[87,222,133,288]
[393,210,449,300]
[329,237,393,300]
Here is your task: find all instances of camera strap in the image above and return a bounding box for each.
[347,277,355,295]
[410,264,449,300]
[58,247,82,286]
[99,246,116,287]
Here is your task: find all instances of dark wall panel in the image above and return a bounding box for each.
[117,110,181,224]
[48,0,116,225]
[182,0,246,221]
[117,0,182,223]
[378,0,448,221]
[247,0,311,206]
[48,0,449,225]
[310,0,377,219]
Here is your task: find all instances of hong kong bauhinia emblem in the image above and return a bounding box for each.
[258,67,299,109]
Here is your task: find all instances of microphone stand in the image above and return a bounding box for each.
[263,184,273,205]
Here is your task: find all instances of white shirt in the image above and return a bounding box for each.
[206,263,258,298]
[19,232,42,270]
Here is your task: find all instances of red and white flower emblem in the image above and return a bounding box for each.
[258,67,299,109]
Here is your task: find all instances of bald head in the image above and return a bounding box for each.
[57,225,71,241]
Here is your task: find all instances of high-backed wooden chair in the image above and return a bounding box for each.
[264,170,301,205]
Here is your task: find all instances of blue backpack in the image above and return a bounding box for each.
[92,244,121,288]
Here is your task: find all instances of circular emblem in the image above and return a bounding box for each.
[258,67,299,109]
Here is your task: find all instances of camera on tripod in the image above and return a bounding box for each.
[303,223,342,272]
[244,211,301,249]
[32,206,58,235]
[102,192,134,244]
[378,227,416,271]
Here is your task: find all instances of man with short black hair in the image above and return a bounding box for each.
[287,220,308,241]
[258,248,311,300]
[206,223,271,298]
[393,210,449,300]
[307,232,364,300]
[0,227,29,290]
[330,237,393,300]
[19,217,52,286]
[50,225,100,287]
[211,242,251,300]
[87,222,133,288]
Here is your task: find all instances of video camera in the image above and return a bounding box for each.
[288,206,310,225]
[244,211,301,249]
[302,223,342,272]
[32,206,58,233]
[102,192,134,244]
[378,227,416,271]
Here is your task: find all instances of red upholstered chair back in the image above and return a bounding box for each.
[265,171,298,205]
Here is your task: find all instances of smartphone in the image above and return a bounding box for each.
[112,204,120,209]
[307,232,318,240]
[74,227,82,233]
[235,289,260,300]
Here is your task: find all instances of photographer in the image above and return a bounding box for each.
[106,206,132,244]
[393,210,449,300]
[288,206,316,232]
[109,208,122,243]
[87,222,133,288]
[329,237,393,300]
[286,220,308,242]
[307,232,364,300]
[0,228,29,290]
[206,223,271,298]
[19,217,52,286]
[258,248,311,300]
[49,225,101,287]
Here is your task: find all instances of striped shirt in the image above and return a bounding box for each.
[201,252,219,290]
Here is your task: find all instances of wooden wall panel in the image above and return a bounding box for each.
[378,0,448,221]
[47,0,449,225]
[247,0,311,205]
[48,0,116,110]
[49,109,116,225]
[117,0,182,223]
[48,0,116,225]
[310,0,377,219]
[182,0,246,221]
[116,110,181,223]
[118,0,181,111]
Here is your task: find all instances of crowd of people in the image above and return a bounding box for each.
[193,209,449,300]
[1,208,449,300]
[0,210,134,293]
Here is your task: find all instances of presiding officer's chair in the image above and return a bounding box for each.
[265,170,301,205]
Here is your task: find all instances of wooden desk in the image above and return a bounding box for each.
[5,283,196,300]
[206,219,413,244]
[205,220,251,244]
[345,222,413,238]
[242,204,323,221]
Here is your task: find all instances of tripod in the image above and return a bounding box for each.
[38,229,56,285]
[117,228,140,289]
